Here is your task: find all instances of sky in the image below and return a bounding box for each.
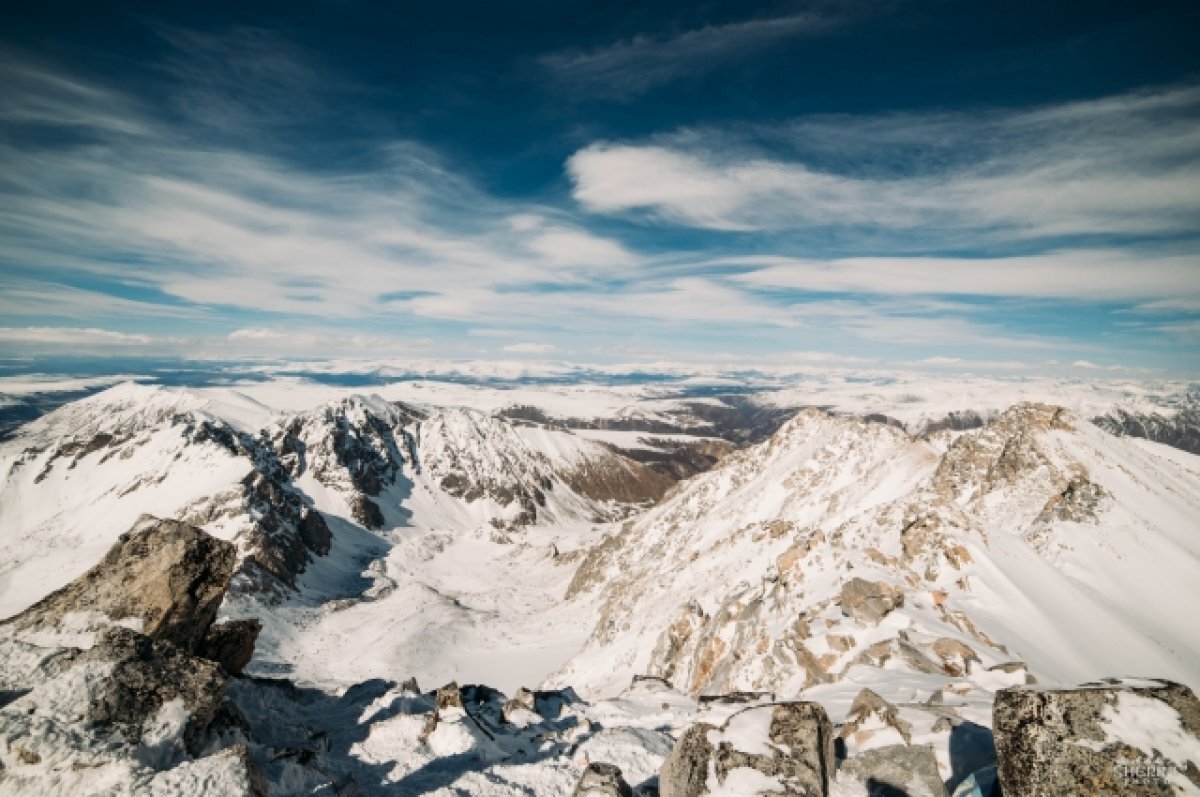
[1,0,1198,375]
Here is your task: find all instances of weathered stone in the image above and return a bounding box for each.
[849,638,942,675]
[994,679,1200,796]
[4,516,236,653]
[198,618,262,675]
[986,661,1037,685]
[930,638,980,677]
[660,722,716,797]
[840,578,904,624]
[83,626,228,747]
[838,744,948,797]
[840,688,913,746]
[573,761,634,797]
[1035,474,1108,524]
[660,702,835,796]
[435,681,463,710]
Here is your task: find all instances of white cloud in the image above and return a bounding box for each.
[0,277,207,321]
[228,328,288,341]
[541,13,828,99]
[1072,359,1124,371]
[567,86,1200,238]
[730,251,1200,302]
[0,56,645,321]
[502,342,560,354]
[1154,320,1200,337]
[526,228,639,268]
[0,326,156,346]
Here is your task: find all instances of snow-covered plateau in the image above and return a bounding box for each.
[1,377,1198,796]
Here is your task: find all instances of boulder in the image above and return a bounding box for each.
[198,618,262,675]
[993,679,1200,796]
[839,578,904,624]
[839,688,913,748]
[574,762,634,797]
[659,723,715,797]
[4,516,237,653]
[660,702,835,796]
[838,744,948,797]
[83,626,228,747]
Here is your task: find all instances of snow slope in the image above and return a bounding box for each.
[552,404,1200,700]
[0,383,667,695]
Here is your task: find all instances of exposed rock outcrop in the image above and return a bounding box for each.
[0,516,266,793]
[837,743,948,797]
[993,679,1200,796]
[4,516,236,653]
[573,761,634,797]
[839,688,913,747]
[660,702,835,796]
[840,578,904,624]
[82,626,229,747]
[199,619,263,675]
[1093,407,1200,457]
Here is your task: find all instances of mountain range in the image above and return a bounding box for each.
[1,378,1198,795]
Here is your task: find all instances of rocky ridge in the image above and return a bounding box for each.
[553,402,1200,703]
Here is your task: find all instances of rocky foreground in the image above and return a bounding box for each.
[2,518,1199,796]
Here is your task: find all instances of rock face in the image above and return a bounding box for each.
[993,679,1200,796]
[0,516,268,792]
[837,744,948,797]
[840,578,904,624]
[659,702,835,797]
[573,762,634,797]
[5,516,236,653]
[83,626,228,745]
[659,723,716,797]
[199,619,263,675]
[1093,407,1200,457]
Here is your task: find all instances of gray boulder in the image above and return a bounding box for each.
[838,744,948,796]
[83,626,229,748]
[994,679,1200,796]
[660,701,835,796]
[574,762,634,797]
[840,578,904,624]
[4,516,237,653]
[839,688,913,747]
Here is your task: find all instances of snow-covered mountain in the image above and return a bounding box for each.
[2,381,1199,796]
[552,403,1200,700]
[0,383,669,616]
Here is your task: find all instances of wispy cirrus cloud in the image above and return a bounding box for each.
[567,85,1200,239]
[1,28,1196,374]
[540,12,831,100]
[0,48,642,326]
[729,251,1200,303]
[502,342,559,354]
[0,326,158,347]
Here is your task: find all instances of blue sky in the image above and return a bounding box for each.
[1,0,1198,374]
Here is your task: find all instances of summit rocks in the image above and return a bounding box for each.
[659,701,835,797]
[993,679,1200,796]
[5,516,236,653]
